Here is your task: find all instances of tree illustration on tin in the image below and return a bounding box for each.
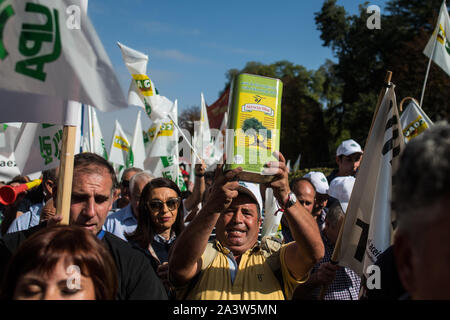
[242,117,272,149]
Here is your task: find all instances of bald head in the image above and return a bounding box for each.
[129,172,154,217]
[291,178,316,214]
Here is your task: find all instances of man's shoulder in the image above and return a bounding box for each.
[103,231,132,250]
[8,203,43,230]
[103,231,147,261]
[105,205,133,223]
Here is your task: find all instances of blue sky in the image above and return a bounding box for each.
[89,0,388,147]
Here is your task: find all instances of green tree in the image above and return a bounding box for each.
[242,117,272,149]
[315,0,450,148]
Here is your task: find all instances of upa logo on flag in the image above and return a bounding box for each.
[113,136,130,152]
[403,115,429,142]
[0,2,62,81]
[437,24,450,55]
[38,124,63,165]
[132,74,154,97]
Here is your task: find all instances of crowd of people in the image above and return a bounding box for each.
[0,121,448,300]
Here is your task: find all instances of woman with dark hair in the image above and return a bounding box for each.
[0,225,118,300]
[126,177,184,296]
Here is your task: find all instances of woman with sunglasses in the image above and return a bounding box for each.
[126,177,184,297]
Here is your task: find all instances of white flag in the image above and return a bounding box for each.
[131,111,146,170]
[0,0,127,124]
[144,101,186,191]
[109,120,132,168]
[14,105,83,175]
[87,106,108,159]
[0,123,22,181]
[337,84,405,277]
[286,160,291,173]
[293,153,301,172]
[0,123,21,155]
[207,111,228,171]
[261,188,283,239]
[400,99,434,143]
[146,100,178,158]
[423,2,450,76]
[0,153,20,182]
[117,42,173,121]
[194,92,214,165]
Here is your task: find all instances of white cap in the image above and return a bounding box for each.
[303,171,329,195]
[328,176,355,213]
[237,181,263,216]
[336,139,363,156]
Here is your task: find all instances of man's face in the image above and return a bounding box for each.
[69,166,113,235]
[215,194,261,257]
[120,170,138,202]
[324,216,342,245]
[336,152,362,177]
[293,180,315,214]
[396,200,450,299]
[130,178,150,218]
[313,192,329,217]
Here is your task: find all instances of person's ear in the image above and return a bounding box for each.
[336,156,341,166]
[394,234,416,296]
[45,180,55,196]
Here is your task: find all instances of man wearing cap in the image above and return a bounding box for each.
[327,139,363,183]
[169,151,324,300]
[303,171,329,231]
[328,176,355,214]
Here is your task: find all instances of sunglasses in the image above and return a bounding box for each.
[147,197,181,212]
[121,180,129,188]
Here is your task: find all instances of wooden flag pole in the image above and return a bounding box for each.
[318,70,392,300]
[55,125,77,225]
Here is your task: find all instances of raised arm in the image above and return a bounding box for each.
[265,151,324,279]
[169,163,242,286]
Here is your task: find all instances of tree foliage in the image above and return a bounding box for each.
[178,105,200,137]
[315,0,450,148]
[220,0,449,169]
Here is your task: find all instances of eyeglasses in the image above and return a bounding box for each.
[147,197,181,212]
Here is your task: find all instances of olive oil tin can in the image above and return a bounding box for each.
[225,73,283,183]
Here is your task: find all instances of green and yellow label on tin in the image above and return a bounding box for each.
[225,73,283,183]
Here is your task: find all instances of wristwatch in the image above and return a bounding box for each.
[283,192,297,210]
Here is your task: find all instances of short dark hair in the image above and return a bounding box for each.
[126,178,184,249]
[326,201,344,228]
[42,168,58,183]
[121,167,143,183]
[0,225,118,300]
[73,153,118,193]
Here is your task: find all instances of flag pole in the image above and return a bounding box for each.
[167,113,203,163]
[419,33,438,107]
[419,2,441,108]
[55,124,77,225]
[318,70,392,300]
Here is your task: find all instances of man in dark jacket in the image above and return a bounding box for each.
[0,153,167,300]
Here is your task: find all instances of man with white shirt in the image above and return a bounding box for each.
[104,171,154,240]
